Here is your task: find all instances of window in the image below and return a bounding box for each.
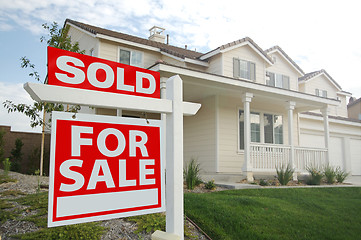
[239,110,283,150]
[233,58,256,81]
[315,89,327,98]
[119,48,143,67]
[264,114,283,144]
[239,110,261,150]
[266,72,289,89]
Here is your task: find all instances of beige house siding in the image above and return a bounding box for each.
[99,39,118,62]
[334,94,348,117]
[68,26,99,56]
[266,51,300,91]
[208,54,223,75]
[184,96,216,173]
[218,96,243,172]
[222,45,266,84]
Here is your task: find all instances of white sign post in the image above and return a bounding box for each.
[25,75,200,239]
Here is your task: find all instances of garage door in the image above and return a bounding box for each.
[350,139,361,175]
[300,133,324,148]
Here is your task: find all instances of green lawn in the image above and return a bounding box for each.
[184,187,361,240]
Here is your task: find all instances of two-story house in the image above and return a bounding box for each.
[64,19,361,181]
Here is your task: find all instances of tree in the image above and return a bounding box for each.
[3,22,85,175]
[10,138,24,172]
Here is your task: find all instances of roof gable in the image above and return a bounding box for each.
[299,69,342,91]
[265,46,304,76]
[199,37,273,65]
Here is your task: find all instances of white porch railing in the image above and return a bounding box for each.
[294,146,327,173]
[250,143,290,171]
[250,143,327,172]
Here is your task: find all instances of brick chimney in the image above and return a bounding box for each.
[148,26,166,43]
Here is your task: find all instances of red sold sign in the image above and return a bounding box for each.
[48,112,165,227]
[47,47,160,98]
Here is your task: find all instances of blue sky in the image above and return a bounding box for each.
[1,0,361,133]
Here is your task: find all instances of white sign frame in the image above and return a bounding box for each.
[48,111,165,227]
[26,75,200,239]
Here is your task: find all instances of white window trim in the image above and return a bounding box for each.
[237,107,284,153]
[117,46,144,68]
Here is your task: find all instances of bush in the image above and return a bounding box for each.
[205,179,216,190]
[335,167,349,183]
[2,158,11,176]
[306,166,323,185]
[276,164,294,185]
[324,165,336,184]
[259,179,269,186]
[184,158,202,190]
[10,138,23,172]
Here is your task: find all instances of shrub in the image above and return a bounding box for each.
[259,179,269,186]
[323,165,336,184]
[184,158,202,190]
[205,179,216,190]
[335,167,349,183]
[10,138,24,172]
[276,164,294,185]
[3,158,11,176]
[306,165,323,185]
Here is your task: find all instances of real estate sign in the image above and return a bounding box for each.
[48,112,165,227]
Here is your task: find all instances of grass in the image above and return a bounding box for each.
[185,187,361,240]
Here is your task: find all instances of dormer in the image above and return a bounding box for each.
[200,37,273,84]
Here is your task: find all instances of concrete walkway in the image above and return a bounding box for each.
[216,175,361,190]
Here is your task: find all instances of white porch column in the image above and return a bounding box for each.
[242,92,254,182]
[287,101,297,180]
[321,107,330,165]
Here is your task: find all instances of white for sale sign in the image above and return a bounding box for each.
[48,112,165,227]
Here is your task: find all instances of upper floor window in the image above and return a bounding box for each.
[266,72,290,89]
[233,58,256,81]
[315,89,327,98]
[119,48,143,67]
